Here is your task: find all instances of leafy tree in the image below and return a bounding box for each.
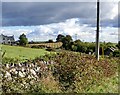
[19,33,28,46]
[56,34,65,42]
[74,40,82,43]
[71,45,77,51]
[62,35,73,50]
[88,43,95,53]
[81,45,87,53]
[48,39,54,43]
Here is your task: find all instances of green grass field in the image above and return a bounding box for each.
[1,45,48,62]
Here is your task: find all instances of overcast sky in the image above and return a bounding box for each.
[0,1,119,42]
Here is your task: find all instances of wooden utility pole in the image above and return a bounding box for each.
[95,0,100,61]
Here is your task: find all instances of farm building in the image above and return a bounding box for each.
[104,47,117,56]
[0,34,15,45]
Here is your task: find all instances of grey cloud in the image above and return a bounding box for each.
[2,2,118,27]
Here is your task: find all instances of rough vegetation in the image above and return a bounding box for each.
[1,51,119,94]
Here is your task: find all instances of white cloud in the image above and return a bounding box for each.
[27,18,118,42]
[0,18,118,43]
[100,2,118,20]
[0,28,32,40]
[110,3,118,19]
[27,18,96,41]
[100,27,118,42]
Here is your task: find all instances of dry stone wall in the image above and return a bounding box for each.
[0,59,56,93]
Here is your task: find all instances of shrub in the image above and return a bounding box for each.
[31,45,46,49]
[46,47,55,51]
[47,52,117,92]
[2,57,20,64]
[113,50,120,57]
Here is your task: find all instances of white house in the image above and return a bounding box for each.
[0,34,15,45]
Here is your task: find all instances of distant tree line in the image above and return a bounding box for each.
[56,34,120,57]
[17,33,120,57]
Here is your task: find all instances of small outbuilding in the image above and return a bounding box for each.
[104,47,117,56]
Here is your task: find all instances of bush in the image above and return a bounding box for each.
[113,50,120,57]
[2,57,20,64]
[31,45,46,49]
[46,47,55,51]
[71,45,77,51]
[48,52,117,92]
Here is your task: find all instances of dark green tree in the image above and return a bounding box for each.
[62,35,73,50]
[71,45,77,51]
[56,34,65,42]
[19,33,28,46]
[48,39,54,43]
[74,40,82,43]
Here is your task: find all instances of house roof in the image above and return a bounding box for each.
[1,34,14,39]
[108,47,117,52]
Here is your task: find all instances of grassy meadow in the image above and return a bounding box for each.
[1,44,48,62]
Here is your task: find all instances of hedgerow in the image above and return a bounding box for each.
[1,51,119,93]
